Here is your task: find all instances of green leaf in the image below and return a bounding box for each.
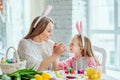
[1,68,42,80]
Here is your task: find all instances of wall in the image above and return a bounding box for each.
[45,0,73,59]
[0,0,87,60]
[30,0,45,23]
[44,0,87,60]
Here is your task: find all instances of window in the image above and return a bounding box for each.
[89,0,120,70]
[118,0,120,27]
[72,0,88,36]
[0,0,30,53]
[91,0,114,30]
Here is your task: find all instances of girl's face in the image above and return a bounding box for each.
[39,22,53,42]
[69,36,81,55]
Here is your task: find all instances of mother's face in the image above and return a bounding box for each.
[39,22,53,42]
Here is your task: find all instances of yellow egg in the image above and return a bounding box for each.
[34,74,43,80]
[42,72,51,79]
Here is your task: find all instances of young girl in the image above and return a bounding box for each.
[58,34,100,70]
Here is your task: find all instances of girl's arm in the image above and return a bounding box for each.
[58,57,75,70]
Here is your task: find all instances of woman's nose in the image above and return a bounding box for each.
[69,44,71,47]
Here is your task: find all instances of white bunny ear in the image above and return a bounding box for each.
[33,5,53,28]
[75,21,84,47]
[42,5,52,16]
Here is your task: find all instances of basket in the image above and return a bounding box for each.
[0,46,26,74]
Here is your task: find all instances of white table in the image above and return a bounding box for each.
[46,70,102,80]
[0,69,118,80]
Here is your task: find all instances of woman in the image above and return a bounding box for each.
[18,16,66,71]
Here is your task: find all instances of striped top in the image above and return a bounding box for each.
[58,56,97,70]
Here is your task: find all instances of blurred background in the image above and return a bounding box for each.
[0,0,120,79]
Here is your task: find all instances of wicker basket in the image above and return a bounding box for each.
[0,46,26,74]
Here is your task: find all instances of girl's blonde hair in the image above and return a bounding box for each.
[24,16,54,39]
[76,34,100,66]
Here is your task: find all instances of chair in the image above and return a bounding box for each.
[92,45,107,73]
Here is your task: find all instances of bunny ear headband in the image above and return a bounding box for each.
[75,21,84,47]
[33,5,53,28]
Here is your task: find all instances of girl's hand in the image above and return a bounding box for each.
[53,43,66,56]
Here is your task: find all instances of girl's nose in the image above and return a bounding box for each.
[50,33,52,36]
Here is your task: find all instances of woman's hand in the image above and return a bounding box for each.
[53,43,66,56]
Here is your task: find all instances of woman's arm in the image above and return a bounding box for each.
[37,54,58,71]
[18,39,66,71]
[52,60,58,71]
[37,43,66,71]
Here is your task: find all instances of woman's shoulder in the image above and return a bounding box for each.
[19,39,30,43]
[19,39,31,46]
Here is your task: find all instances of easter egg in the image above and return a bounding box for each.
[1,59,6,63]
[6,59,9,62]
[1,58,6,63]
[71,70,76,74]
[50,77,57,80]
[1,57,6,60]
[7,59,12,63]
[65,70,68,74]
[67,67,71,72]
[54,71,62,78]
[12,58,17,63]
[81,70,84,74]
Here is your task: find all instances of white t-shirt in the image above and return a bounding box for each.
[18,39,54,71]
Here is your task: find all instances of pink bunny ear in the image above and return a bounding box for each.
[34,5,53,28]
[80,21,82,33]
[75,21,84,47]
[76,21,80,33]
[79,21,84,47]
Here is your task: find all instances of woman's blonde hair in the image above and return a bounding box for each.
[24,16,54,39]
[76,34,100,65]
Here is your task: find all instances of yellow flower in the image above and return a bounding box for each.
[34,74,43,80]
[42,72,51,79]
